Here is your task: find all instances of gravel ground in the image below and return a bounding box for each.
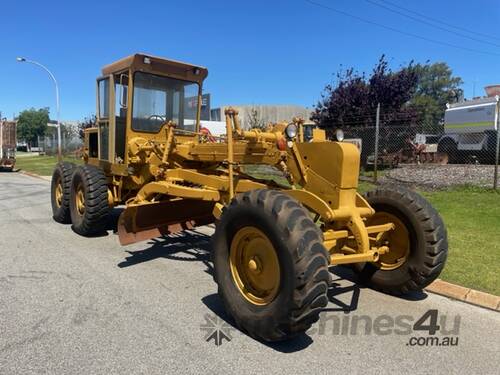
[383,164,499,189]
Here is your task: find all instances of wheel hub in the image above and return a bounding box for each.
[248,257,261,273]
[75,184,85,216]
[367,212,410,271]
[55,178,63,207]
[230,227,280,305]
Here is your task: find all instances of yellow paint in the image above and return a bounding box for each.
[78,53,399,265]
[366,212,409,270]
[229,226,280,305]
[75,183,85,216]
[54,177,63,207]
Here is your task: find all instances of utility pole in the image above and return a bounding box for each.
[494,100,500,190]
[0,111,2,160]
[16,57,62,161]
[374,103,380,183]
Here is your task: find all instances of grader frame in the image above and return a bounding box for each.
[112,108,394,266]
[77,54,394,265]
[52,53,447,342]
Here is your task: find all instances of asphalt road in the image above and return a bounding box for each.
[0,172,499,374]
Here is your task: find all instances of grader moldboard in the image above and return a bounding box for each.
[51,54,448,342]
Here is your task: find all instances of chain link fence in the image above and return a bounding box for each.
[340,106,500,190]
[37,133,83,157]
[32,110,500,190]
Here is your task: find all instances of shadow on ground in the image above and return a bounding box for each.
[117,229,213,276]
[327,265,428,303]
[117,228,427,351]
[200,267,365,353]
[70,207,124,238]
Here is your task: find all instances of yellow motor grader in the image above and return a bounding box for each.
[51,54,448,342]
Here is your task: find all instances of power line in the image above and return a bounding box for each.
[304,0,500,57]
[365,0,500,48]
[378,0,500,42]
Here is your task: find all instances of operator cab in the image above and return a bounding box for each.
[87,53,208,166]
[302,122,316,142]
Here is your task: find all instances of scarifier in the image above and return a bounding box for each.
[51,54,448,341]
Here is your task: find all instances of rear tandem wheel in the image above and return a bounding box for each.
[69,165,110,236]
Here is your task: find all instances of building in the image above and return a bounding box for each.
[210,105,313,129]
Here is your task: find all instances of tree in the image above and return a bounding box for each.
[247,107,266,130]
[16,107,50,149]
[410,62,463,132]
[61,123,79,140]
[312,56,419,130]
[312,56,463,134]
[78,115,97,140]
[44,119,77,137]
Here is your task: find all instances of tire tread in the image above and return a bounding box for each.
[361,186,448,295]
[213,189,330,341]
[70,164,110,236]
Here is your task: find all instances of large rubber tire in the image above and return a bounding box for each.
[212,189,330,342]
[69,165,110,236]
[51,162,76,224]
[356,187,448,295]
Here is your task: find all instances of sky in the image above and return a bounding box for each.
[0,0,499,120]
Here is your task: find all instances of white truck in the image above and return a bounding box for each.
[440,87,500,163]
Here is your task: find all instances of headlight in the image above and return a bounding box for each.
[285,123,298,139]
[335,128,344,142]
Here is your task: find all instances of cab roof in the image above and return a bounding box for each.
[101,53,208,83]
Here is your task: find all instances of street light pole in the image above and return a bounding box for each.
[16,57,62,160]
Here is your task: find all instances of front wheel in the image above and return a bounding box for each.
[212,190,330,342]
[356,187,448,295]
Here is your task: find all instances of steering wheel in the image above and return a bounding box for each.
[148,114,166,122]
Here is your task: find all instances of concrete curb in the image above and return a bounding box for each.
[425,279,500,312]
[19,170,51,181]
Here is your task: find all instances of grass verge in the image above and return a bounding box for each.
[421,186,500,296]
[361,182,499,295]
[14,154,82,176]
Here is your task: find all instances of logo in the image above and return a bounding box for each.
[308,309,460,347]
[200,314,233,346]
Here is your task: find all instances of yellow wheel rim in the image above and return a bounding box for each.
[75,183,85,216]
[229,227,281,305]
[367,212,410,271]
[54,178,63,207]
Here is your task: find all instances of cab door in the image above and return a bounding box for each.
[96,76,114,161]
[114,73,128,163]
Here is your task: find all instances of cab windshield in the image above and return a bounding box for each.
[303,125,315,142]
[132,71,199,133]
